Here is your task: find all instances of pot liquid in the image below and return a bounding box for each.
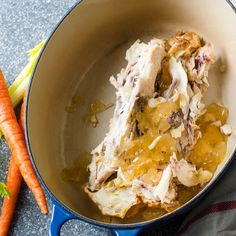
[62,101,228,223]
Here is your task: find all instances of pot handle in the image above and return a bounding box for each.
[112,228,142,236]
[49,203,75,236]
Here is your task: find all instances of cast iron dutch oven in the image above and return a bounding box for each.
[25,0,236,235]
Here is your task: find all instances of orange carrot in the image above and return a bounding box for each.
[0,157,22,236]
[0,93,27,236]
[0,70,48,214]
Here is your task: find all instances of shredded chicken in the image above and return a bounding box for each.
[133,165,176,204]
[165,56,189,119]
[220,124,232,136]
[148,135,162,150]
[170,153,212,187]
[88,40,166,191]
[85,182,139,218]
[85,32,229,219]
[170,123,185,139]
[148,97,166,108]
[168,31,202,58]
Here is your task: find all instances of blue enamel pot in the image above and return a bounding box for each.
[25,0,236,235]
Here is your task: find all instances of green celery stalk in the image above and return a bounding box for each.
[27,40,45,57]
[0,40,45,139]
[10,75,30,107]
[8,40,45,101]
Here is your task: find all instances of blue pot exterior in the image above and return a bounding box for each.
[49,202,75,236]
[49,199,143,236]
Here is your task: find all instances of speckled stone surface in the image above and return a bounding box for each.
[0,1,236,236]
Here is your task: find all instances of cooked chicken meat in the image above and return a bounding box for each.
[133,165,175,204]
[85,32,230,219]
[88,40,166,191]
[170,153,212,187]
[85,182,139,218]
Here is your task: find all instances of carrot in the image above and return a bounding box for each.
[0,157,22,236]
[0,93,27,236]
[0,70,48,214]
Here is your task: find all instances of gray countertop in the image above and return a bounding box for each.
[0,1,236,236]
